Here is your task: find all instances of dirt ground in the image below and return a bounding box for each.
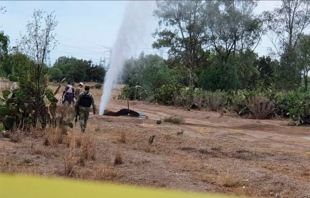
[1,84,310,198]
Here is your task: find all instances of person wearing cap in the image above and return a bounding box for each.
[75,85,96,133]
[75,82,84,101]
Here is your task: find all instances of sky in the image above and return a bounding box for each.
[0,1,281,66]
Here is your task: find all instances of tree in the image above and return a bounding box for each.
[153,1,206,88]
[264,0,310,54]
[263,0,310,90]
[17,10,58,126]
[0,32,9,76]
[255,56,278,89]
[52,56,105,83]
[296,34,310,90]
[204,0,263,62]
[48,67,63,82]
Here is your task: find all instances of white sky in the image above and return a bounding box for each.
[0,1,281,66]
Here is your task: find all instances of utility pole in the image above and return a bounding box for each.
[101,45,112,70]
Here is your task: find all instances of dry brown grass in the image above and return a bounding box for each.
[80,135,96,161]
[64,152,75,177]
[94,166,118,181]
[114,150,123,165]
[43,128,65,148]
[118,132,126,143]
[9,131,22,143]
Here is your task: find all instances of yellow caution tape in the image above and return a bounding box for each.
[0,174,249,198]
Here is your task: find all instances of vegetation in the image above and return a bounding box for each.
[1,0,310,129]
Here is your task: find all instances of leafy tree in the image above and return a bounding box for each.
[153,1,206,88]
[264,0,310,90]
[52,56,105,82]
[122,54,177,92]
[17,10,58,126]
[7,53,36,96]
[204,0,263,62]
[296,34,310,90]
[48,67,63,82]
[255,56,278,89]
[0,32,9,76]
[264,0,310,54]
[199,59,239,91]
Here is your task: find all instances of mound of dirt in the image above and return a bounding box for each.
[104,109,140,117]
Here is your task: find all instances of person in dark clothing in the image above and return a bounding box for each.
[75,86,96,133]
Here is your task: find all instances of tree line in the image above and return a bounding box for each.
[149,0,310,92]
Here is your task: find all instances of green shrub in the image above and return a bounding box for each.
[173,88,193,108]
[275,91,310,124]
[94,83,102,89]
[8,75,19,82]
[202,90,227,111]
[153,84,182,105]
[119,85,148,101]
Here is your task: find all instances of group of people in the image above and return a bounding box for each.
[62,82,96,133]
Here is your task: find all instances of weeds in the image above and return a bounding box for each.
[80,136,96,161]
[43,128,65,148]
[9,131,22,143]
[164,116,184,124]
[94,166,118,181]
[64,153,75,177]
[118,132,126,143]
[114,150,123,165]
[222,177,242,188]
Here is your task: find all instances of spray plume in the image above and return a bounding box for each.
[99,1,156,115]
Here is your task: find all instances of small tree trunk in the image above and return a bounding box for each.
[304,74,308,91]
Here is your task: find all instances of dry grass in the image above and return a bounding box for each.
[9,131,22,143]
[64,153,75,177]
[80,135,96,161]
[94,166,118,181]
[114,150,123,165]
[43,128,65,148]
[118,132,126,143]
[164,116,184,124]
[220,176,243,188]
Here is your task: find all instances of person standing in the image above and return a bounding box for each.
[62,82,75,105]
[75,82,83,101]
[75,86,96,133]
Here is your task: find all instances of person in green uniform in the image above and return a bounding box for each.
[75,86,96,133]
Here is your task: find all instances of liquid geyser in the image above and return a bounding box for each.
[99,1,156,115]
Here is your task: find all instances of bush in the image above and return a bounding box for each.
[118,85,148,101]
[201,90,227,111]
[173,88,193,108]
[164,116,184,124]
[246,95,275,119]
[94,83,102,89]
[152,84,182,105]
[275,91,310,124]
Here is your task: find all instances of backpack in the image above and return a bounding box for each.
[79,93,93,107]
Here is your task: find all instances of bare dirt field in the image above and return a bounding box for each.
[1,84,310,198]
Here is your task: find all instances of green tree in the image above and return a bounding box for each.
[52,56,105,83]
[296,34,310,90]
[122,54,177,92]
[204,0,263,62]
[255,56,278,89]
[0,32,9,76]
[17,10,58,126]
[48,67,63,82]
[153,1,206,88]
[264,0,310,90]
